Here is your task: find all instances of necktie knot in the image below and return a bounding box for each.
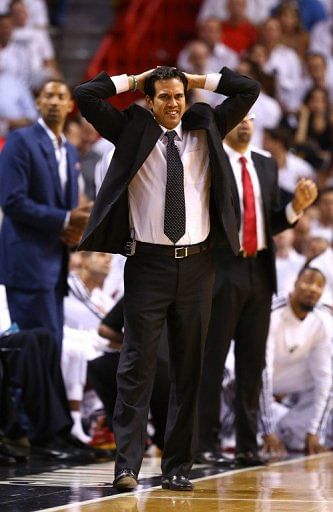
[166,130,177,144]
[239,156,247,166]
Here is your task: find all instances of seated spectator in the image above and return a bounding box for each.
[10,0,60,90]
[197,0,278,26]
[260,267,332,459]
[0,286,96,463]
[247,42,277,97]
[294,87,333,172]
[263,127,316,198]
[0,12,33,88]
[309,246,333,308]
[259,17,303,112]
[62,252,115,443]
[274,229,306,295]
[177,17,239,73]
[274,1,309,58]
[293,213,312,254]
[88,298,170,452]
[300,53,333,109]
[0,72,37,136]
[76,118,100,201]
[309,187,333,244]
[0,0,49,30]
[220,0,259,54]
[304,235,330,261]
[236,58,281,148]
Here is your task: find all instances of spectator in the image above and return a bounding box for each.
[309,187,333,243]
[236,58,281,148]
[177,17,239,73]
[10,0,60,90]
[260,267,332,458]
[309,246,333,308]
[304,235,329,261]
[197,0,279,26]
[263,127,316,199]
[274,229,306,295]
[76,118,101,201]
[0,79,91,348]
[294,87,333,172]
[300,53,333,108]
[220,0,259,54]
[293,213,312,254]
[275,1,309,59]
[259,17,303,112]
[0,72,37,136]
[62,251,115,443]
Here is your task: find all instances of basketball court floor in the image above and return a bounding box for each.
[1,452,333,511]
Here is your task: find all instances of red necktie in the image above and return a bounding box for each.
[239,156,257,255]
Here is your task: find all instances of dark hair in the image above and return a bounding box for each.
[37,79,72,98]
[318,186,333,201]
[303,85,329,107]
[264,127,292,150]
[297,265,326,282]
[144,67,188,99]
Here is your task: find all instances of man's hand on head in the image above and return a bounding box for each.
[292,178,318,214]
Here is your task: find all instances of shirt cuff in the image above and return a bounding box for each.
[204,73,222,91]
[286,202,303,224]
[63,211,71,229]
[110,74,130,94]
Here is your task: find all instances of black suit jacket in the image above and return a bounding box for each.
[225,150,296,292]
[74,67,260,255]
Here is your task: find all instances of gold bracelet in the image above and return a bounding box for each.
[130,75,138,92]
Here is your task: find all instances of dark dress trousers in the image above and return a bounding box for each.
[74,68,259,477]
[198,151,297,456]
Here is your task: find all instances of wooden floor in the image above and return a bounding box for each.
[36,453,333,512]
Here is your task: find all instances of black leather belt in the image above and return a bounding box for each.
[135,240,210,259]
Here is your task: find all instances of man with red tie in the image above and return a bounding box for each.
[196,114,318,467]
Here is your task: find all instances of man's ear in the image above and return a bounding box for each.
[67,99,74,114]
[145,95,153,112]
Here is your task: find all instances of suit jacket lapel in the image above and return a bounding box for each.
[35,123,65,206]
[65,143,79,208]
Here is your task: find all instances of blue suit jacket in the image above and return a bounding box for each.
[0,122,79,290]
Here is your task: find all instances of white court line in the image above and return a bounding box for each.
[38,453,333,512]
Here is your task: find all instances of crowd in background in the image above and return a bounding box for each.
[0,0,333,464]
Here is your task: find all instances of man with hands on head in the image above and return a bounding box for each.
[197,114,318,468]
[0,79,91,349]
[260,267,332,460]
[74,65,259,491]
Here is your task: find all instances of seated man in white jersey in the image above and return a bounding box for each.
[62,251,117,443]
[260,267,333,459]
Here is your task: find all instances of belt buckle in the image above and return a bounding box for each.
[175,246,188,259]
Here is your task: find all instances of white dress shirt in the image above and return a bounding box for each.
[38,117,68,193]
[223,144,300,251]
[111,73,222,245]
[261,298,332,435]
[278,152,316,193]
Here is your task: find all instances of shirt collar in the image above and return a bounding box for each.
[38,117,66,147]
[223,142,252,165]
[159,122,183,142]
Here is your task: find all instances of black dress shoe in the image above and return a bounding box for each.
[235,452,266,467]
[113,469,138,491]
[161,475,193,491]
[195,451,235,467]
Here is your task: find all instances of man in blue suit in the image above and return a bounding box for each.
[0,80,91,349]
